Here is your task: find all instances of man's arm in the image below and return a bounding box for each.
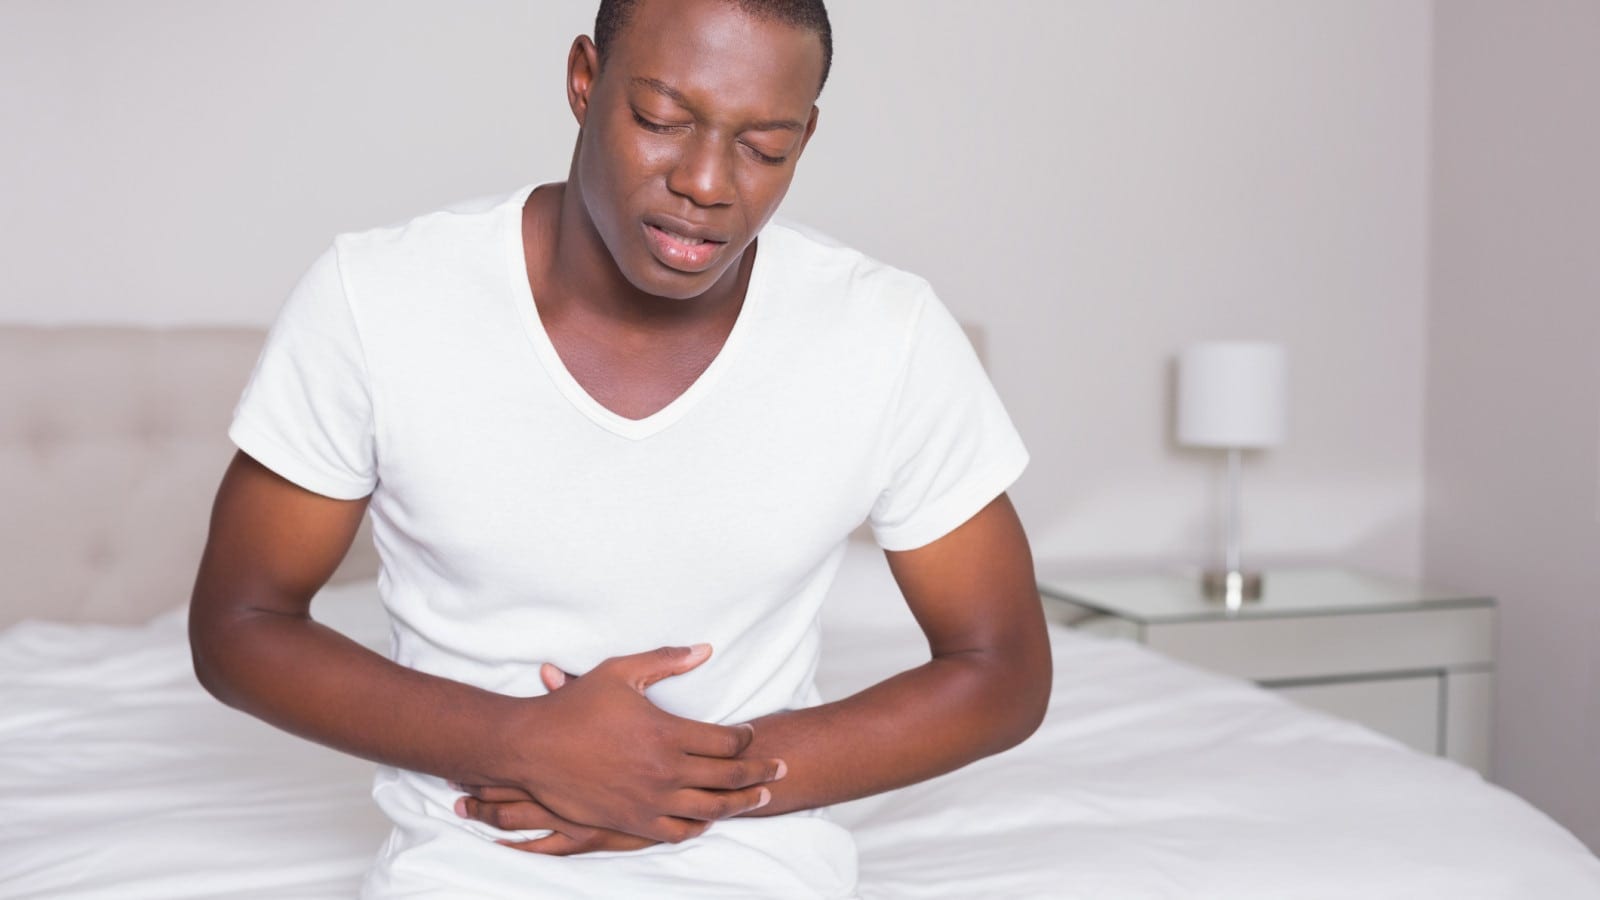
[737,492,1051,814]
[189,450,782,844]
[460,491,1051,843]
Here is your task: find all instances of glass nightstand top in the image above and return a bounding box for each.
[1035,567,1493,624]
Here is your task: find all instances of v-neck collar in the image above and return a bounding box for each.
[502,183,773,441]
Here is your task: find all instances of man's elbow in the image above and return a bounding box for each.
[188,612,230,706]
[979,635,1052,754]
[187,597,250,710]
[1008,647,1053,747]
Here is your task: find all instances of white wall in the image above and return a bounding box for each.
[803,3,1433,580]
[1425,0,1600,853]
[0,0,585,326]
[0,0,1435,584]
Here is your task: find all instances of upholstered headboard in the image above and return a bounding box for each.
[0,327,378,628]
[1,323,984,628]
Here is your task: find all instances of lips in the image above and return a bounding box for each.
[641,216,729,273]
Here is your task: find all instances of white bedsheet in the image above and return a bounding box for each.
[2,542,1597,899]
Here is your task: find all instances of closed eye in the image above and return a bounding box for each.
[741,143,787,165]
[633,108,788,164]
[632,110,684,134]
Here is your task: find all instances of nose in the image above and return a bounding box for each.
[666,133,736,208]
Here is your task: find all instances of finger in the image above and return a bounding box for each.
[457,796,569,833]
[498,830,659,856]
[456,783,535,803]
[645,815,713,844]
[490,810,702,849]
[669,785,773,822]
[675,755,787,791]
[498,833,584,856]
[539,663,572,692]
[602,644,712,692]
[676,720,756,758]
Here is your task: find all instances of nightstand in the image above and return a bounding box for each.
[1036,568,1496,777]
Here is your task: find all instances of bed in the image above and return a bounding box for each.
[3,326,1598,899]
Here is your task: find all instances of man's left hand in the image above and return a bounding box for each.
[454,662,668,856]
[454,782,659,855]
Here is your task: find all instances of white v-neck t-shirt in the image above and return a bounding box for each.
[229,183,1029,899]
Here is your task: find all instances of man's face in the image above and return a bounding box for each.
[570,0,823,300]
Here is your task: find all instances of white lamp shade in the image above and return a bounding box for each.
[1177,342,1288,448]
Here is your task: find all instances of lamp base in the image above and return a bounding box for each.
[1200,569,1264,603]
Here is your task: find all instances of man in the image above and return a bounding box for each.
[189,0,1051,896]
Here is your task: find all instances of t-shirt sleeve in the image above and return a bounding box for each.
[867,286,1030,551]
[227,242,378,500]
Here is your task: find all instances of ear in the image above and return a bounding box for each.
[567,35,601,127]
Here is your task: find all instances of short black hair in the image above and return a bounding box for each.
[594,0,833,95]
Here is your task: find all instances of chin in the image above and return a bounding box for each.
[618,266,710,301]
[620,253,739,301]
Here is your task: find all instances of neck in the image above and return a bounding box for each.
[530,174,751,335]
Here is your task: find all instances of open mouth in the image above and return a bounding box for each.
[651,225,716,246]
[642,221,729,272]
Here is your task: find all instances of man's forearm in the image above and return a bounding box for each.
[446,495,1051,841]
[739,498,1052,818]
[192,610,521,786]
[739,643,1051,817]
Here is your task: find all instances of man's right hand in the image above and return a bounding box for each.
[495,643,785,845]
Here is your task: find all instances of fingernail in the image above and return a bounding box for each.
[454,797,468,817]
[755,787,772,809]
[689,642,711,657]
[774,760,787,780]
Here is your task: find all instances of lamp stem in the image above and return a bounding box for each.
[1225,445,1241,575]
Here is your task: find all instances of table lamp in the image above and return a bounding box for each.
[1177,342,1287,609]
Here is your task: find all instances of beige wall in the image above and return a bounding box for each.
[0,0,1434,583]
[1425,0,1600,853]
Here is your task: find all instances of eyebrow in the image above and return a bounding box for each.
[630,76,806,133]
